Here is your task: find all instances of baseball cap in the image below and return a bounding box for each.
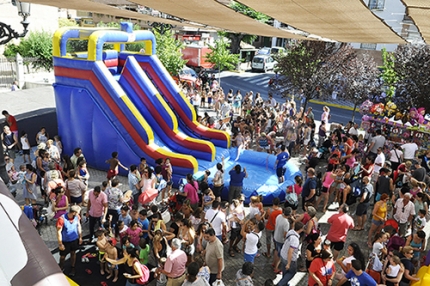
[70,205,81,213]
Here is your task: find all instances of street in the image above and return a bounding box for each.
[218,70,362,125]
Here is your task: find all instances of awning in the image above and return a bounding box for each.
[403,0,430,43]
[238,0,404,43]
[129,0,307,39]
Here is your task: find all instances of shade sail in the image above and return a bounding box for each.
[129,0,306,39]
[25,0,203,28]
[403,0,430,43]
[238,0,404,43]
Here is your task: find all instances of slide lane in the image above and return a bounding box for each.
[53,57,197,175]
[118,56,215,162]
[119,53,230,148]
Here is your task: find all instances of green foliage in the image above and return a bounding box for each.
[206,38,240,71]
[58,18,78,28]
[380,48,398,99]
[230,1,270,23]
[3,30,53,71]
[154,29,186,76]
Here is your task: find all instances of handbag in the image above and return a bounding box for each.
[212,280,225,286]
[286,185,298,206]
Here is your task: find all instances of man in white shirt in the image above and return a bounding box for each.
[372,148,385,185]
[393,193,415,237]
[205,201,226,241]
[277,222,304,286]
[268,95,277,108]
[348,123,359,136]
[272,207,292,273]
[401,140,418,161]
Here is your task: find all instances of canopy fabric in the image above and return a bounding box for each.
[238,0,404,43]
[129,0,306,39]
[25,0,203,28]
[403,0,430,43]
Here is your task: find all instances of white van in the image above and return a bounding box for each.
[251,55,277,73]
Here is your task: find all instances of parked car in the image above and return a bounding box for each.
[256,46,286,55]
[172,66,198,87]
[251,55,277,72]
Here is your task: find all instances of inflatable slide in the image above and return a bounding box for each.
[53,23,301,204]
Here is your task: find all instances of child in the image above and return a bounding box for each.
[202,187,215,212]
[77,160,89,186]
[118,205,132,226]
[20,131,31,163]
[138,209,149,241]
[115,220,128,242]
[130,205,139,221]
[126,220,143,247]
[54,135,63,157]
[121,236,135,249]
[139,238,150,265]
[384,255,401,286]
[414,209,427,234]
[7,165,20,197]
[105,151,128,180]
[138,157,147,175]
[95,229,109,275]
[372,232,388,258]
[104,238,119,282]
[162,158,173,199]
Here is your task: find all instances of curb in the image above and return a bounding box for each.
[309,99,355,111]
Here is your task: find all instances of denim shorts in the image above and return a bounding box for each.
[372,219,384,227]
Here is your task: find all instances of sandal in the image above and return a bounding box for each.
[229,249,235,257]
[233,246,241,253]
[85,269,92,275]
[262,252,271,258]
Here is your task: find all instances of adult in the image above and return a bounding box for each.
[179,218,196,265]
[274,145,290,184]
[2,110,19,151]
[158,238,187,286]
[326,204,354,260]
[374,167,394,203]
[389,144,404,171]
[419,150,430,173]
[128,165,141,204]
[212,158,225,201]
[229,196,246,257]
[335,242,366,283]
[70,147,85,168]
[179,174,199,209]
[228,164,247,203]
[235,262,254,286]
[399,246,421,285]
[65,170,86,206]
[106,178,124,227]
[321,106,330,126]
[402,139,419,161]
[203,228,224,285]
[105,246,145,286]
[57,205,83,276]
[23,164,38,205]
[182,262,210,286]
[52,187,69,219]
[1,125,18,163]
[372,147,386,185]
[338,260,377,286]
[46,139,61,163]
[308,250,335,286]
[367,129,386,158]
[353,176,373,231]
[204,201,226,241]
[263,198,283,258]
[393,193,415,237]
[35,126,49,145]
[411,159,426,182]
[305,233,322,270]
[140,166,156,193]
[87,186,108,241]
[272,207,292,273]
[367,193,389,248]
[277,222,304,286]
[317,121,327,148]
[241,220,264,263]
[348,122,359,136]
[301,168,317,211]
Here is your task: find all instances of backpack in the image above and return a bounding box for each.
[134,260,150,285]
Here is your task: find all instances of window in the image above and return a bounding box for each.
[369,0,385,10]
[360,43,377,50]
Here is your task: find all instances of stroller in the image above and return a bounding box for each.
[317,139,332,160]
[167,178,187,214]
[23,204,48,234]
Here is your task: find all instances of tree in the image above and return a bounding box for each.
[392,44,430,112]
[3,30,53,71]
[275,41,357,113]
[342,53,381,121]
[218,1,271,53]
[205,38,240,84]
[153,29,186,76]
[380,48,398,99]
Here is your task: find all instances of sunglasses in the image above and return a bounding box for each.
[408,252,414,255]
[402,207,405,213]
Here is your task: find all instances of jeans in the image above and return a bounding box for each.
[89,215,102,239]
[108,208,120,228]
[277,258,297,286]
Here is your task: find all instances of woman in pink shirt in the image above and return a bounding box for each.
[316,164,335,213]
[179,174,200,209]
[126,220,143,246]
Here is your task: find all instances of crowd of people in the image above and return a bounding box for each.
[2,74,430,286]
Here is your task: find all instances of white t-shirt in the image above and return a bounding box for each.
[389,149,403,163]
[205,208,226,236]
[273,215,290,243]
[388,264,401,277]
[248,206,261,219]
[372,242,384,257]
[401,142,418,160]
[394,199,416,224]
[348,127,358,136]
[374,153,385,173]
[280,230,300,261]
[342,256,356,275]
[245,231,261,255]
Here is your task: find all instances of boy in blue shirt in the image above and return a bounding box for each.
[339,260,376,286]
[138,209,149,241]
[274,145,290,183]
